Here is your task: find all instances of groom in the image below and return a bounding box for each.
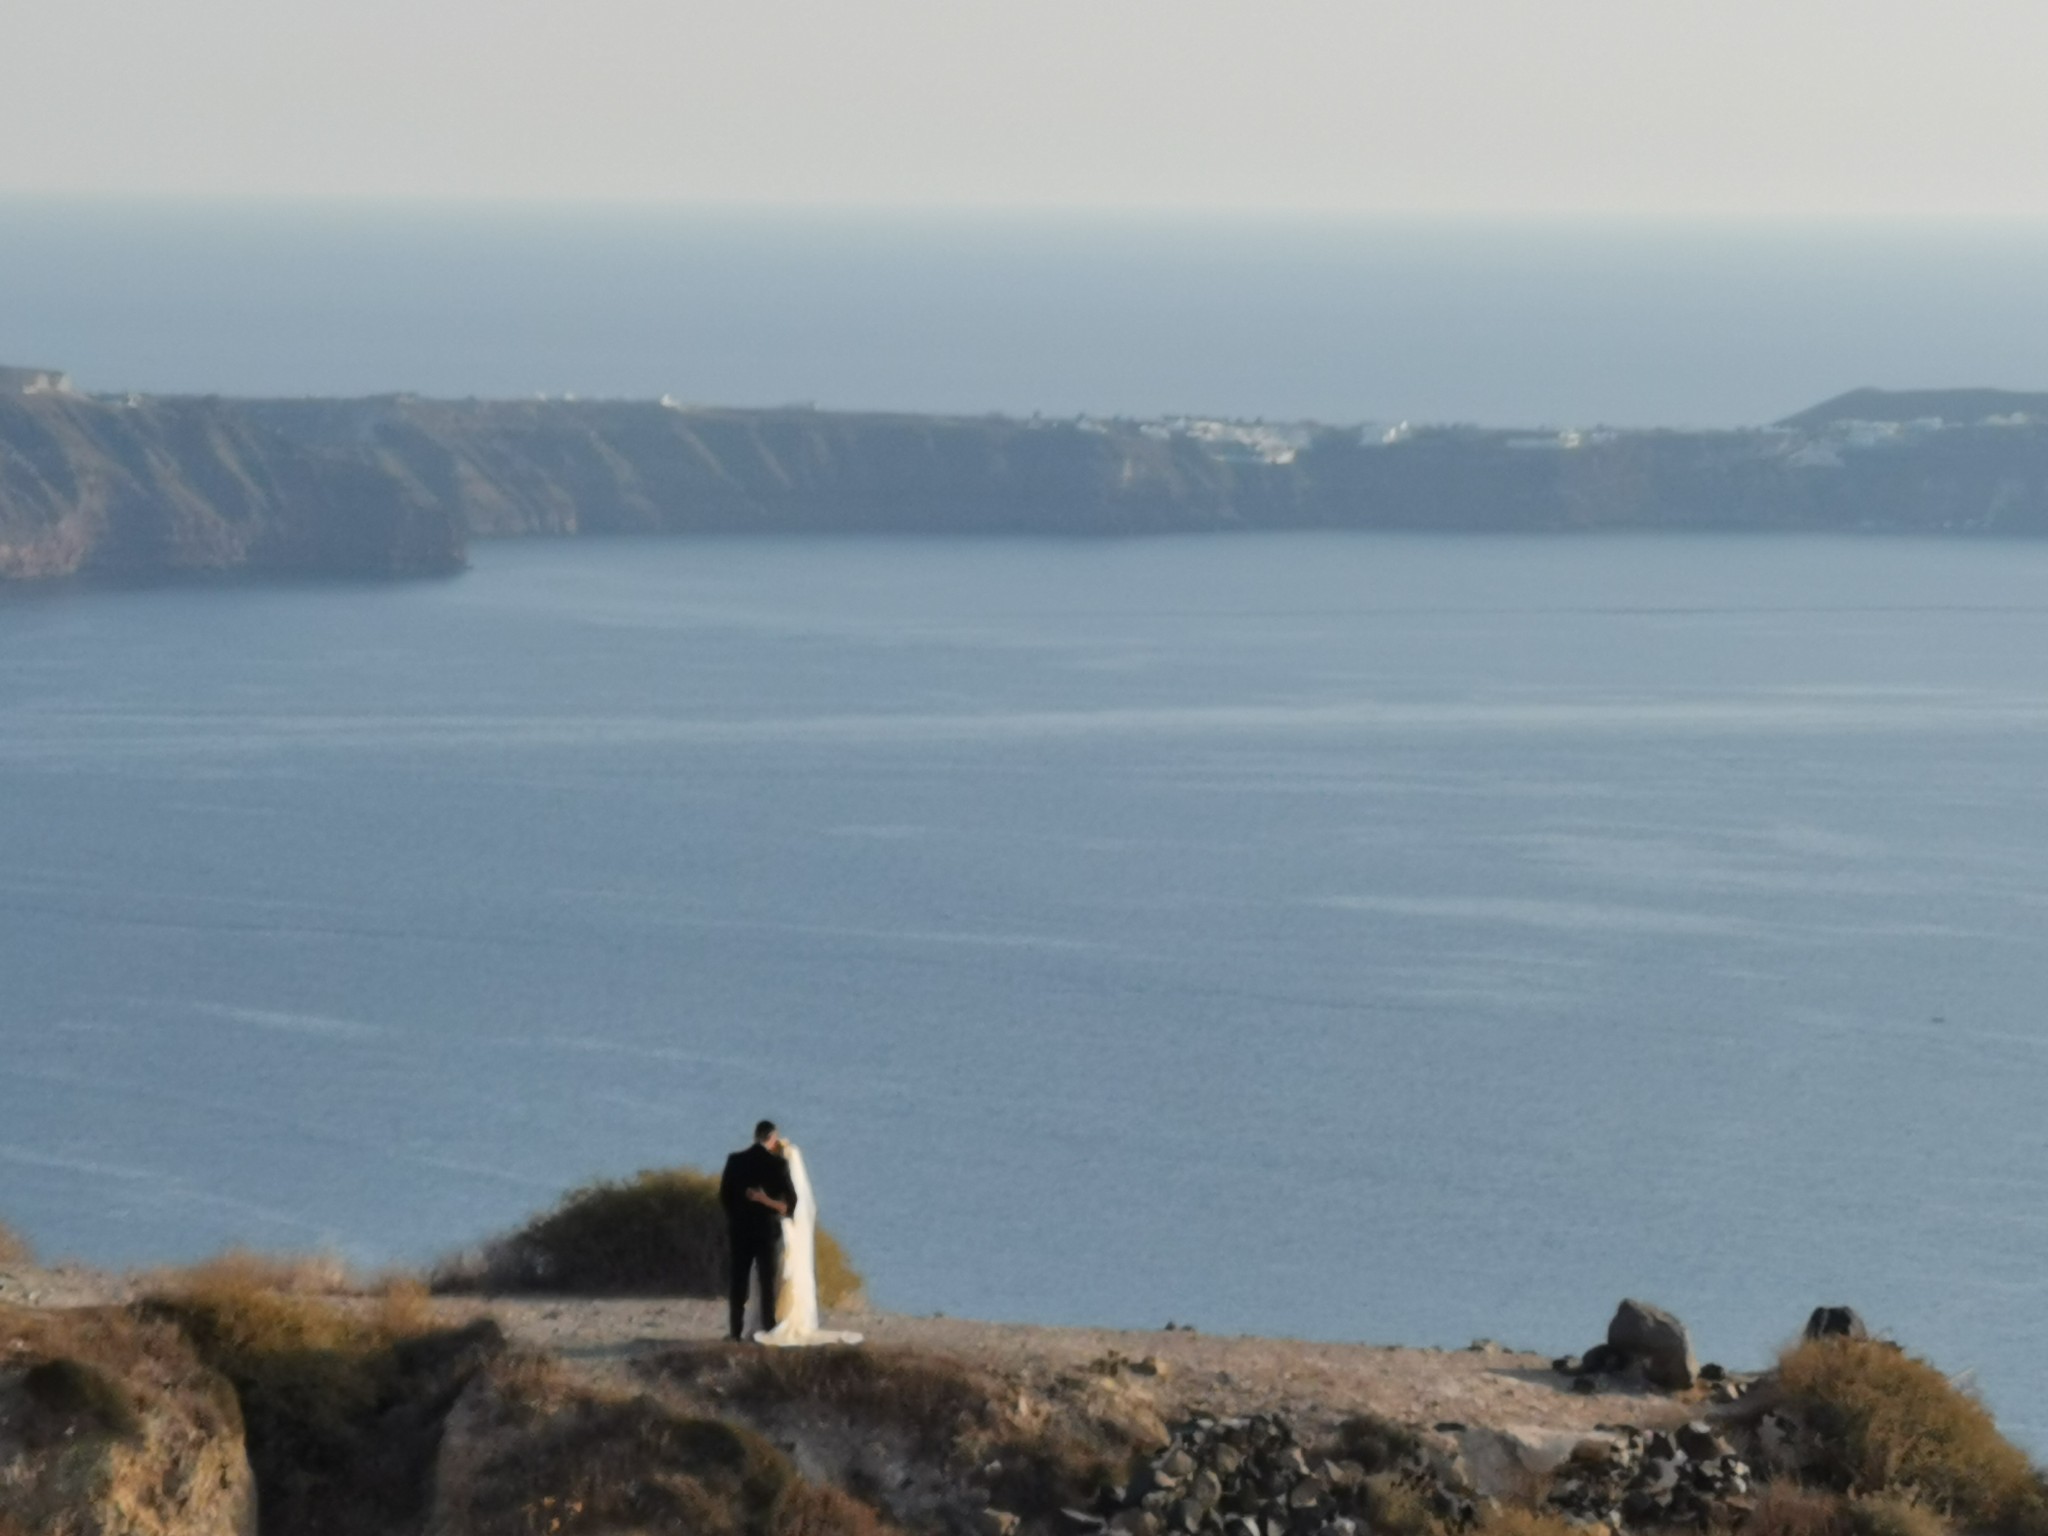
[719,1120,799,1341]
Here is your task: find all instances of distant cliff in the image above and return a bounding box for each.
[9,380,2048,583]
[0,391,462,582]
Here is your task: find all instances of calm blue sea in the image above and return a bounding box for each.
[5,202,2048,425]
[3,534,2048,1444]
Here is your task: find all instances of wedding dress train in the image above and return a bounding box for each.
[755,1142,863,1347]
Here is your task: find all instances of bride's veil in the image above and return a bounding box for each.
[780,1143,821,1334]
[759,1141,860,1345]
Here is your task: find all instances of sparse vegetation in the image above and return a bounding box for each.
[694,1342,1146,1521]
[0,1220,31,1267]
[143,1261,502,1536]
[442,1166,864,1306]
[1330,1412,1426,1474]
[1746,1484,1856,1536]
[1476,1507,1581,1536]
[1774,1337,2048,1531]
[455,1358,894,1536]
[1361,1474,1450,1536]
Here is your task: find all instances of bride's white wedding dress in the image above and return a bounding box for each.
[755,1142,863,1347]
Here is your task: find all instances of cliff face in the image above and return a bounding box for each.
[0,392,464,582]
[240,398,1304,538]
[9,384,2048,584]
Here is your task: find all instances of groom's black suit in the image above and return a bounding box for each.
[719,1143,799,1340]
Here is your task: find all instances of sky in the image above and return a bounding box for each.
[6,0,2048,217]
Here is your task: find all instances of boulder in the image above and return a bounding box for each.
[1803,1306,1868,1341]
[1607,1299,1697,1391]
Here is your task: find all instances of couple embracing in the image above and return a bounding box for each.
[719,1120,863,1347]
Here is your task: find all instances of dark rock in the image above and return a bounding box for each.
[1552,1355,1583,1376]
[1698,1362,1726,1383]
[1607,1299,1697,1391]
[1674,1423,1728,1462]
[1581,1342,1629,1375]
[1571,1375,1598,1394]
[1803,1306,1868,1341]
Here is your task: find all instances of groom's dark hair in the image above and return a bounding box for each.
[754,1120,777,1142]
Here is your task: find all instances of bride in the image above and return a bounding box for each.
[756,1140,863,1347]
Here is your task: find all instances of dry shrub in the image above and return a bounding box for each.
[1330,1413,1425,1474]
[143,1265,504,1536]
[444,1166,864,1305]
[457,1372,892,1536]
[1775,1338,2046,1530]
[1362,1474,1449,1536]
[0,1221,31,1267]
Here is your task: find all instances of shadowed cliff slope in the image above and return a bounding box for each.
[0,392,463,582]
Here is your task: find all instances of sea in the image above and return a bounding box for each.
[6,207,2048,1444]
[4,535,2048,1446]
[8,202,2048,425]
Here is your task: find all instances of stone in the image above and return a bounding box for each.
[1213,1445,1245,1477]
[1606,1299,1697,1391]
[1552,1355,1583,1376]
[983,1511,1023,1536]
[1675,1423,1728,1462]
[1581,1342,1629,1375]
[1191,1471,1223,1510]
[1698,1362,1727,1383]
[1062,1511,1108,1530]
[1174,1500,1208,1532]
[1161,1449,1199,1481]
[1803,1306,1868,1341]
[1288,1483,1325,1512]
[1572,1375,1599,1394]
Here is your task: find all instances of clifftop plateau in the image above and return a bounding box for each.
[9,380,2048,583]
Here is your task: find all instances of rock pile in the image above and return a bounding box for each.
[1554,1300,1699,1393]
[1069,1414,1475,1536]
[1545,1422,1754,1530]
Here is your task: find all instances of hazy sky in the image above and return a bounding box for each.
[6,1,2048,216]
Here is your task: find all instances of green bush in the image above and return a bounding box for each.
[448,1167,865,1306]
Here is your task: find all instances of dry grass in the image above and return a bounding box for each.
[1774,1337,2047,1531]
[704,1343,1142,1521]
[724,1344,988,1454]
[454,1364,894,1536]
[1476,1507,1581,1536]
[1847,1494,1954,1536]
[0,1302,253,1534]
[142,1263,502,1536]
[1746,1484,1853,1536]
[441,1167,865,1306]
[0,1220,31,1267]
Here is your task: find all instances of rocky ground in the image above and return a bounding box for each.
[1,1254,1936,1536]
